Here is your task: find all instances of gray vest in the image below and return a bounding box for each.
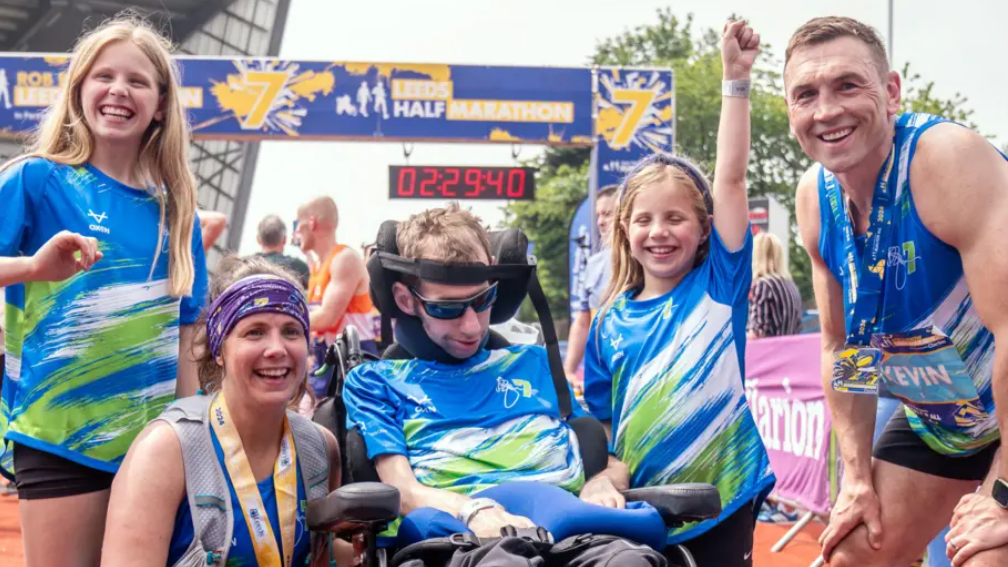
[157,394,331,567]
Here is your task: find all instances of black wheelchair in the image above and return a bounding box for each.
[306,221,723,567]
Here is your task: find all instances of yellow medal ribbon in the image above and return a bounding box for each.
[210,393,298,567]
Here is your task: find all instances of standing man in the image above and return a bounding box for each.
[787,17,1008,567]
[563,185,617,391]
[254,214,310,289]
[295,196,377,392]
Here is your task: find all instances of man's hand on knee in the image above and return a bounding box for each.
[957,546,1008,567]
[819,479,883,561]
[947,493,1008,566]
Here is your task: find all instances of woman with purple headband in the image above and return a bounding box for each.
[100,256,344,567]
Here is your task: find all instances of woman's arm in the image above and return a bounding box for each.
[712,20,760,252]
[198,210,228,252]
[101,422,186,567]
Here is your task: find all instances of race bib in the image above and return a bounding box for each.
[871,327,986,430]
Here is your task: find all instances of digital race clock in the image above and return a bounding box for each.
[389,166,536,200]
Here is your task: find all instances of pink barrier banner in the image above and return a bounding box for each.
[745,333,839,515]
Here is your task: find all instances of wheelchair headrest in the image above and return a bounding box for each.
[366,220,533,326]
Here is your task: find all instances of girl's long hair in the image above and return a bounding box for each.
[1,15,197,296]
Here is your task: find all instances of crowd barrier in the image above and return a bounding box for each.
[746,333,836,566]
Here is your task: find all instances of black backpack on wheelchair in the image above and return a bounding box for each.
[308,221,723,567]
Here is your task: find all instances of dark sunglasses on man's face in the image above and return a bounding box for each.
[409,282,499,320]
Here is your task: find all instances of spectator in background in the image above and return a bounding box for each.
[255,214,310,289]
[198,209,227,252]
[295,196,377,396]
[747,232,802,338]
[563,185,617,391]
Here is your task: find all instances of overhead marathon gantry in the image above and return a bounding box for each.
[0,55,673,248]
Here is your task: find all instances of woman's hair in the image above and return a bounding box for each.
[0,14,198,297]
[192,255,310,407]
[753,232,790,279]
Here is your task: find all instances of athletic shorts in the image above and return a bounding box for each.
[12,443,114,500]
[873,410,999,482]
[671,502,756,567]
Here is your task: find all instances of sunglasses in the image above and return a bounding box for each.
[409,282,499,320]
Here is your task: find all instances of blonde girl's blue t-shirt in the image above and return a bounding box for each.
[585,228,774,544]
[0,157,208,475]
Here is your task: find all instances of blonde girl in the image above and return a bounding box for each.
[584,21,774,567]
[0,15,206,567]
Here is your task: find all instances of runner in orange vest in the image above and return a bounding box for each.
[295,196,377,397]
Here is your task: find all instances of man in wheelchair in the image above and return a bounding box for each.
[314,204,720,567]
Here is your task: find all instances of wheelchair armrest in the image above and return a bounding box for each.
[307,482,401,531]
[621,484,722,526]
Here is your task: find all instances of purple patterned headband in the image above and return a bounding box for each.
[206,275,310,358]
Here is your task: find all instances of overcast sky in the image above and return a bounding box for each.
[238,0,1008,257]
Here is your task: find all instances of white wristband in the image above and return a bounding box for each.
[722,79,751,98]
[458,498,501,526]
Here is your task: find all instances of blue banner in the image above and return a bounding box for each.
[0,55,595,144]
[565,67,674,324]
[594,67,674,188]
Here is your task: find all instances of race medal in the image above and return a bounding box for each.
[831,347,882,394]
[871,327,987,430]
[210,393,298,567]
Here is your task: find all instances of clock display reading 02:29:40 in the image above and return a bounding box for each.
[388,166,536,200]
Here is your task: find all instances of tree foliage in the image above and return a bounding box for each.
[505,8,981,327]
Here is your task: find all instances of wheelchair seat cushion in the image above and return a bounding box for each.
[396,481,668,551]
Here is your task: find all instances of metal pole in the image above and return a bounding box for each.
[770,510,816,552]
[888,0,894,67]
[589,66,600,251]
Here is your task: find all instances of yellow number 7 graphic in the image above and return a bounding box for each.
[608,89,657,149]
[242,71,289,129]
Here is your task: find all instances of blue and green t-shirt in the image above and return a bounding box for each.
[584,228,774,544]
[344,345,586,496]
[0,157,208,476]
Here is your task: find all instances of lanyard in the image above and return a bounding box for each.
[824,144,897,346]
[210,393,298,567]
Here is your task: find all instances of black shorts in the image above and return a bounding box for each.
[873,409,999,481]
[669,501,756,567]
[12,443,115,500]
